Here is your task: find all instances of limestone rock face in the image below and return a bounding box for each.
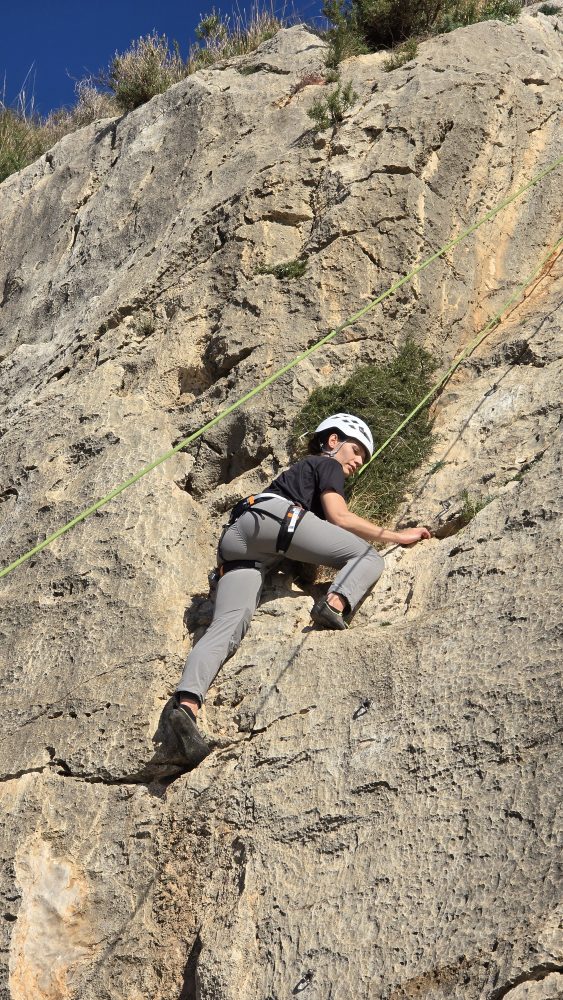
[1,10,562,1000]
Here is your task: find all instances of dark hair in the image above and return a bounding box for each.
[307,427,344,455]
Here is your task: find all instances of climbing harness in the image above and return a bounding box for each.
[277,502,307,553]
[226,493,307,556]
[0,156,561,581]
[209,494,307,582]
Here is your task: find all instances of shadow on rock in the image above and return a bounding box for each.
[178,932,202,1000]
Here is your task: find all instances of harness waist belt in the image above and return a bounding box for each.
[224,493,307,562]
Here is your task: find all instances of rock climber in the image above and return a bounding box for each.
[168,413,431,764]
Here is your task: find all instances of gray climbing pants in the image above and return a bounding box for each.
[175,495,384,704]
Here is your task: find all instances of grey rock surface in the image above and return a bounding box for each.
[0,11,562,1000]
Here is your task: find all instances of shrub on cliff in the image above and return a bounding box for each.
[323,0,522,63]
[291,341,437,523]
[307,80,358,130]
[188,4,281,70]
[105,33,186,112]
[0,107,43,183]
[0,85,118,184]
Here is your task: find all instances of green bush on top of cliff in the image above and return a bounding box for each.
[323,0,522,65]
[291,341,437,524]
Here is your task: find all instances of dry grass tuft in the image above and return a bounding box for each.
[0,3,284,183]
[0,85,119,183]
[188,3,282,70]
[104,32,187,112]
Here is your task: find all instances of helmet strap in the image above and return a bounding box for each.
[322,438,347,458]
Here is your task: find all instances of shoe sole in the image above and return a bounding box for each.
[168,708,211,766]
[310,602,349,630]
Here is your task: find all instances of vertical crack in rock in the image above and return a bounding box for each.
[179,933,203,1000]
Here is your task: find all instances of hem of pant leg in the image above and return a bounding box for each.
[327,587,354,614]
[175,689,203,708]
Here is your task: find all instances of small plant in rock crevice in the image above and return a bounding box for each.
[307,81,358,132]
[506,449,546,484]
[291,341,437,524]
[257,257,308,279]
[429,459,449,475]
[383,38,418,71]
[458,490,495,526]
[538,3,560,13]
[135,312,157,336]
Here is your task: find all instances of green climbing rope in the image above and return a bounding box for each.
[0,155,561,580]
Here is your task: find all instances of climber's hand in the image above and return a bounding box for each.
[397,527,431,546]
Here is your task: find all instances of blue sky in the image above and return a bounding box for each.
[2,0,327,116]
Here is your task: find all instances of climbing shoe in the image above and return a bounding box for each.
[310,599,349,631]
[168,705,211,766]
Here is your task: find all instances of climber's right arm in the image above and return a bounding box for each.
[321,491,431,546]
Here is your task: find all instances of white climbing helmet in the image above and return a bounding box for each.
[314,413,374,459]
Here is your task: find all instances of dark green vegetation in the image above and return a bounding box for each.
[538,3,560,12]
[307,81,358,131]
[323,0,522,67]
[428,459,449,475]
[257,258,308,279]
[292,341,437,523]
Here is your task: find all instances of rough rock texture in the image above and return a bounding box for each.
[1,9,562,1000]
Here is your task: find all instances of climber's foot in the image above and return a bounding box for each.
[310,599,349,630]
[168,705,210,766]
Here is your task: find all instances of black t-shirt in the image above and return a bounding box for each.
[266,455,346,519]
